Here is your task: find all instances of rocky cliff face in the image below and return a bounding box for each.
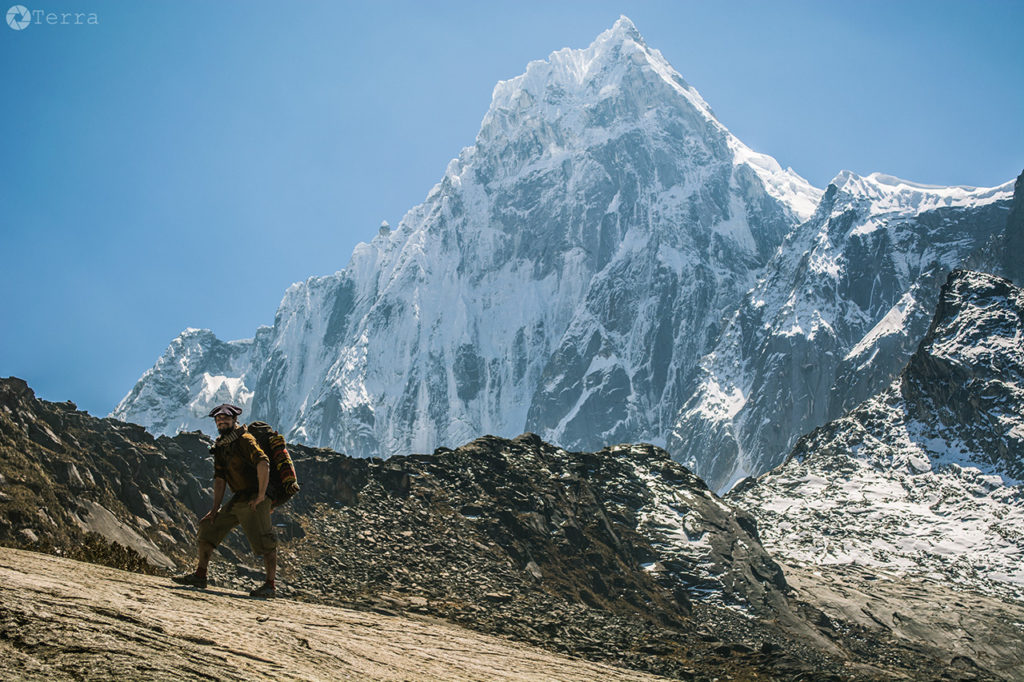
[0,377,210,570]
[673,174,1016,491]
[903,271,1024,480]
[730,270,1024,603]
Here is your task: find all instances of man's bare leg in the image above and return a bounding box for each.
[263,548,277,584]
[197,541,215,575]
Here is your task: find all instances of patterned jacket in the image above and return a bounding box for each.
[211,428,269,495]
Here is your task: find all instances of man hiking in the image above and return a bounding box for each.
[172,403,277,598]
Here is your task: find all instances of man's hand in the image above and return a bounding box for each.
[248,494,265,512]
[200,507,219,524]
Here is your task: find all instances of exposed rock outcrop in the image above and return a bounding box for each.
[0,378,209,569]
[731,270,1024,604]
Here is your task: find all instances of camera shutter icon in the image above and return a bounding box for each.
[6,5,30,30]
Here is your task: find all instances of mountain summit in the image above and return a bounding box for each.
[113,17,821,460]
[114,19,1016,489]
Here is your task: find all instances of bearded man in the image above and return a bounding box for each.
[172,403,277,598]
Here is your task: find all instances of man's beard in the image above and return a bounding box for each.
[217,423,235,435]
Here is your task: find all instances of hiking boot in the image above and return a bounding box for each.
[171,572,208,588]
[249,582,275,598]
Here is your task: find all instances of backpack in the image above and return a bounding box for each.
[245,421,300,506]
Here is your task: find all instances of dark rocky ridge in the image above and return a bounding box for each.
[0,377,990,680]
[1001,171,1024,285]
[0,378,208,569]
[903,270,1024,479]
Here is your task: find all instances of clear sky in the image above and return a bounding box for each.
[2,0,1022,418]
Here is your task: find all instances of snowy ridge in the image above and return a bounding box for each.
[731,270,1024,601]
[728,142,820,222]
[835,171,1013,215]
[112,329,255,435]
[834,171,1013,237]
[671,169,1015,492]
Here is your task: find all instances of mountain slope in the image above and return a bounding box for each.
[113,17,1019,495]
[0,376,818,678]
[8,377,1015,679]
[730,269,1024,602]
[674,173,1015,491]
[112,16,818,461]
[0,377,212,570]
[0,547,668,682]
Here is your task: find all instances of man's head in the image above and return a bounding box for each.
[208,403,243,435]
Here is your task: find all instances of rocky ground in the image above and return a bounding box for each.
[0,546,670,681]
[782,562,1024,680]
[261,437,961,681]
[2,376,1018,680]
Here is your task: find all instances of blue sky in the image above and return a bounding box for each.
[2,0,1022,417]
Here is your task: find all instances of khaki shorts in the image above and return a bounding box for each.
[198,496,277,556]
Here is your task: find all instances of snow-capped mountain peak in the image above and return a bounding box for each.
[114,17,821,459]
[480,16,821,223]
[488,16,675,110]
[113,18,1020,500]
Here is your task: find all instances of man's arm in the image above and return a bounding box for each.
[240,433,271,511]
[249,460,269,511]
[201,477,226,523]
